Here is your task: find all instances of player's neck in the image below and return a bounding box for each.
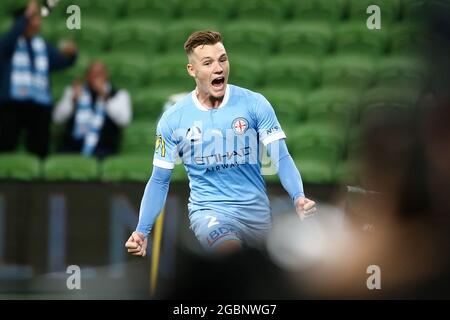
[196,90,223,109]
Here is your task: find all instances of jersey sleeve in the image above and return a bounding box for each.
[152,116,178,169]
[254,93,286,146]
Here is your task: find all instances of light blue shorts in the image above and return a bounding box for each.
[189,209,270,251]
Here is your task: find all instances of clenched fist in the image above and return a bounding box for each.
[295,197,317,221]
[125,231,148,257]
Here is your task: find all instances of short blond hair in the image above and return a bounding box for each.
[184,30,223,56]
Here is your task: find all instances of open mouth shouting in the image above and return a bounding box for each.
[211,76,225,91]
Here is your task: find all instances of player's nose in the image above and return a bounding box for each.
[213,62,223,73]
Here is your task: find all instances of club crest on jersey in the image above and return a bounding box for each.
[231,117,249,135]
[155,134,166,157]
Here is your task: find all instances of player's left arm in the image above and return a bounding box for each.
[126,166,172,257]
[254,93,316,219]
[267,140,316,220]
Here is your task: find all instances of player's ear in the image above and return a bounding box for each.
[187,63,196,78]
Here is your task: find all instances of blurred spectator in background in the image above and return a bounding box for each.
[53,61,132,160]
[0,0,77,158]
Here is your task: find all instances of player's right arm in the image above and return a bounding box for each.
[125,166,172,257]
[125,115,178,257]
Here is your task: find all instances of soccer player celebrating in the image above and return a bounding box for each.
[125,31,316,255]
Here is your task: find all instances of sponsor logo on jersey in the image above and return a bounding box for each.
[206,225,239,247]
[194,146,252,165]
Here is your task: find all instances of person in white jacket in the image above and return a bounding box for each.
[53,61,132,159]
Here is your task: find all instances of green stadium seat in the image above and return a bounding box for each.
[110,20,163,55]
[346,126,365,160]
[179,0,233,21]
[0,18,12,35]
[234,0,289,21]
[259,89,305,123]
[121,121,157,156]
[164,20,218,53]
[132,88,181,121]
[359,85,420,112]
[171,164,188,182]
[0,9,6,22]
[51,63,87,86]
[51,53,91,101]
[125,0,177,20]
[228,55,262,89]
[40,16,78,43]
[290,0,345,21]
[401,0,427,21]
[334,159,363,185]
[149,55,193,91]
[347,0,401,23]
[39,19,56,42]
[0,153,41,180]
[24,11,70,43]
[51,63,87,100]
[43,155,99,181]
[263,56,319,90]
[71,51,92,70]
[51,75,70,102]
[75,18,110,53]
[223,21,276,57]
[51,81,67,103]
[102,53,150,90]
[304,87,360,126]
[295,159,335,184]
[70,0,124,20]
[288,123,347,166]
[49,123,65,154]
[278,22,333,56]
[374,55,427,88]
[1,0,27,17]
[390,23,428,54]
[282,123,302,142]
[320,54,375,89]
[102,155,152,182]
[335,22,388,56]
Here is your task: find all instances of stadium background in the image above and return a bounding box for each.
[0,0,441,299]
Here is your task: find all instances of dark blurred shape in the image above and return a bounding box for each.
[163,246,295,299]
[13,7,26,20]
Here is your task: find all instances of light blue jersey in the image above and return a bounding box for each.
[153,84,286,248]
